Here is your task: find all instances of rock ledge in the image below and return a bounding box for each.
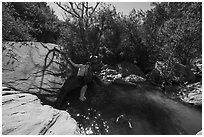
[2,89,80,135]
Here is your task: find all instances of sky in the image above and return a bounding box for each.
[47,2,153,20]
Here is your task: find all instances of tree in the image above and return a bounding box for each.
[140,2,202,83]
[2,2,33,41]
[141,2,201,68]
[120,9,148,71]
[2,2,60,43]
[55,2,101,63]
[157,2,202,66]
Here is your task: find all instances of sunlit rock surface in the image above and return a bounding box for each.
[124,74,146,83]
[2,89,80,135]
[179,82,202,106]
[2,42,63,93]
[99,64,146,85]
[99,68,122,83]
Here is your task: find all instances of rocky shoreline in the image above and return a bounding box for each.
[2,88,80,135]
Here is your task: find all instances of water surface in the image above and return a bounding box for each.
[65,84,202,135]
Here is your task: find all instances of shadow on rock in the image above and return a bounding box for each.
[38,75,113,110]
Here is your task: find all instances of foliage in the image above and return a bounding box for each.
[2,2,202,83]
[2,3,33,41]
[2,2,60,43]
[55,2,101,63]
[157,2,202,66]
[140,2,202,81]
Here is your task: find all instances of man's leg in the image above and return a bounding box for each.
[79,84,87,101]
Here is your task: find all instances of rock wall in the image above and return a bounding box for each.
[2,89,80,135]
[2,42,64,94]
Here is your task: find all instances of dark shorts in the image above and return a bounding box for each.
[77,76,86,86]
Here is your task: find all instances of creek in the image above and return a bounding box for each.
[64,83,202,135]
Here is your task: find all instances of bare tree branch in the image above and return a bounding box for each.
[85,2,89,17]
[55,2,79,18]
[74,2,82,11]
[69,2,80,18]
[90,2,100,17]
[81,2,85,19]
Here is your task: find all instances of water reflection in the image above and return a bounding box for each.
[66,106,109,135]
[65,85,201,135]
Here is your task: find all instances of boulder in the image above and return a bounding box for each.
[179,82,202,106]
[191,58,202,76]
[99,64,147,86]
[173,63,195,83]
[99,67,122,83]
[117,62,145,78]
[148,61,195,85]
[2,42,63,94]
[124,74,146,84]
[2,89,80,135]
[148,68,163,85]
[112,74,147,87]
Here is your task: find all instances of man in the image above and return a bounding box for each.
[68,57,90,101]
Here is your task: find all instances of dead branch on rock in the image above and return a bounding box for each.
[39,46,69,94]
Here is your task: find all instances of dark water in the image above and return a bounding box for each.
[64,84,202,135]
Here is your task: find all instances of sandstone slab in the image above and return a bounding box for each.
[2,42,64,94]
[2,89,80,135]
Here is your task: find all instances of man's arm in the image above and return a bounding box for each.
[68,58,80,68]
